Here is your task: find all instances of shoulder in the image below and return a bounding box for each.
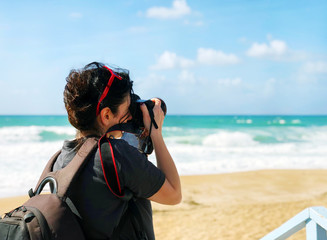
[109,138,144,158]
[108,139,165,198]
[110,138,133,148]
[53,139,79,170]
[99,138,148,172]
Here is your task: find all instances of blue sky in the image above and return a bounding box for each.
[0,0,326,115]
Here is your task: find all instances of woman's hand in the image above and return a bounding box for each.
[141,98,182,205]
[140,98,164,137]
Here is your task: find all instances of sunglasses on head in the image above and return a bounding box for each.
[96,66,122,116]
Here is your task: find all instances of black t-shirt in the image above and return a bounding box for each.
[53,138,165,240]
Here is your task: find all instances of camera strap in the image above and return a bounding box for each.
[147,108,158,130]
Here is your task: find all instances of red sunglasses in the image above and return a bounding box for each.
[96,66,122,116]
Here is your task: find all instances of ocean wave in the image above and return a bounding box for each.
[147,140,327,176]
[233,117,306,126]
[236,119,253,124]
[202,131,257,147]
[0,141,63,197]
[163,126,184,132]
[163,125,327,147]
[2,122,327,196]
[0,126,76,144]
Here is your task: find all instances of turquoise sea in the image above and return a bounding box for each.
[1,115,327,197]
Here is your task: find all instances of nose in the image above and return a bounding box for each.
[122,111,132,123]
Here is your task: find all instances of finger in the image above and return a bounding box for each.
[151,98,161,106]
[140,103,149,116]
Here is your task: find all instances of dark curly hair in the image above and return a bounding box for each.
[63,62,133,135]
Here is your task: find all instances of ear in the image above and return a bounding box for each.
[99,107,112,128]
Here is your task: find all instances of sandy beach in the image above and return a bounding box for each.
[2,169,327,239]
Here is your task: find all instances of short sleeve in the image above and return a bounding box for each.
[111,139,165,199]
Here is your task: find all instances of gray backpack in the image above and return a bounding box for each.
[0,138,97,240]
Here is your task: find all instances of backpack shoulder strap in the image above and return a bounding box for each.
[34,150,61,188]
[29,150,61,197]
[32,137,98,198]
[54,137,98,197]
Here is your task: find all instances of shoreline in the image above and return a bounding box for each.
[2,169,327,239]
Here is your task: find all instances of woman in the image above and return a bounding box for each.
[53,62,181,239]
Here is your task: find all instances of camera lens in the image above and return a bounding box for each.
[129,94,167,129]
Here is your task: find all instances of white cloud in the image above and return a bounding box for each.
[303,61,327,74]
[146,0,191,19]
[151,51,194,70]
[197,48,240,65]
[151,48,240,70]
[134,73,167,96]
[247,39,287,58]
[177,70,197,95]
[69,12,83,19]
[178,70,196,83]
[297,61,327,82]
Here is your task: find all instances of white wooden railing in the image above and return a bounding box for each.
[261,206,327,240]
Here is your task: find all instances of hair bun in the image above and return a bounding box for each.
[64,69,97,130]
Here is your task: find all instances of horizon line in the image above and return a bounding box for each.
[1,114,327,117]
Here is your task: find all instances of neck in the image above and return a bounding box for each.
[77,130,100,139]
[77,129,123,139]
[106,130,123,139]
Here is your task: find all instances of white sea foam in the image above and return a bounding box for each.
[0,126,76,197]
[163,126,184,132]
[0,141,63,197]
[151,125,327,176]
[202,131,257,147]
[160,140,327,176]
[292,119,301,124]
[0,126,76,144]
[1,124,327,197]
[236,119,253,124]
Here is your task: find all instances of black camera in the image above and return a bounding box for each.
[106,94,167,154]
[129,94,167,129]
[123,94,167,154]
